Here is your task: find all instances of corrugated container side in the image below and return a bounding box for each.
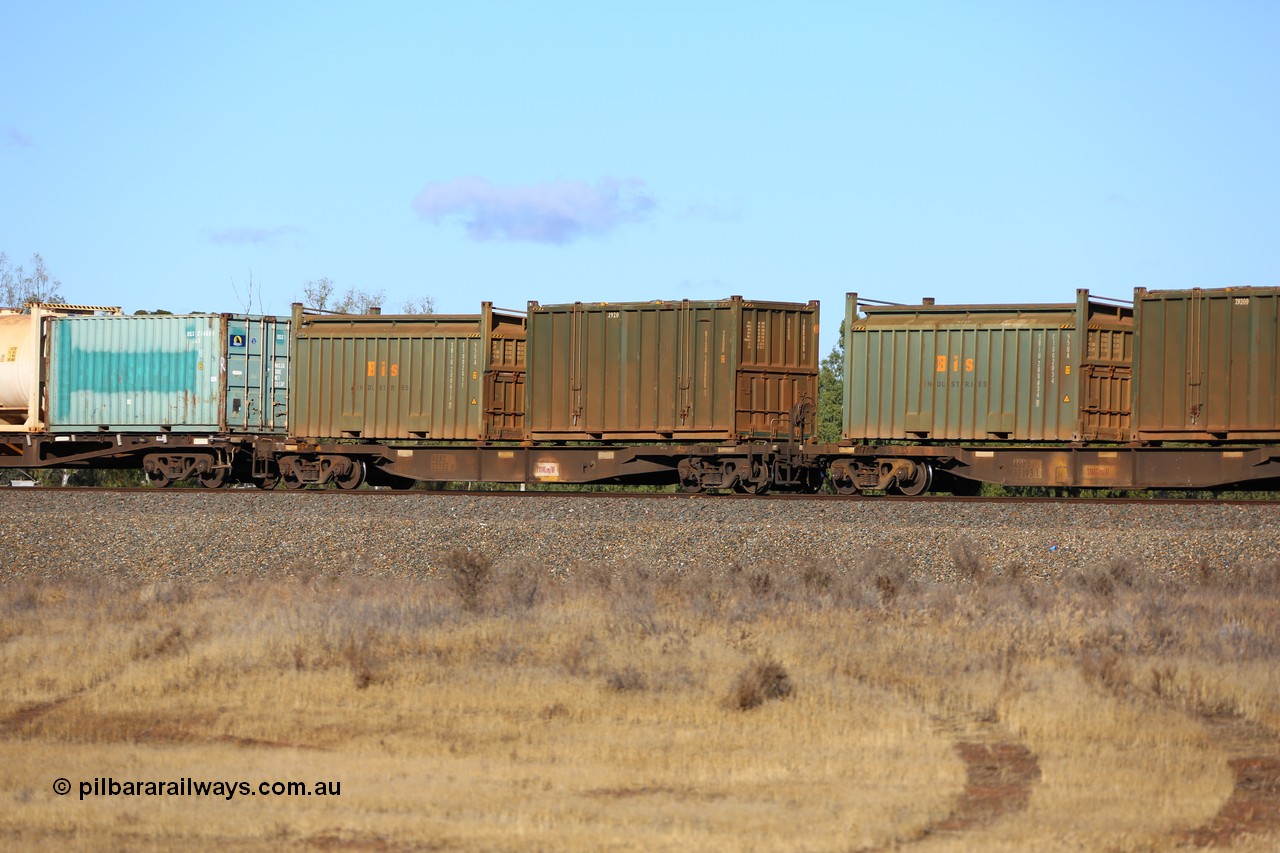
[46,313,289,434]
[843,291,1133,443]
[526,297,819,441]
[290,304,525,441]
[1133,286,1280,440]
[48,314,224,432]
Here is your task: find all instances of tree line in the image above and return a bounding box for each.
[0,252,65,306]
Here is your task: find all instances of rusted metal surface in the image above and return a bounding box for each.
[1133,286,1280,441]
[526,296,819,441]
[843,291,1133,442]
[833,443,1280,490]
[290,303,526,441]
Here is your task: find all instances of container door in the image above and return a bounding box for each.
[224,315,289,433]
[482,328,526,439]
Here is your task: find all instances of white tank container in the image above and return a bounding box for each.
[0,312,40,426]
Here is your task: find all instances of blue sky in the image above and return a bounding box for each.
[3,1,1278,351]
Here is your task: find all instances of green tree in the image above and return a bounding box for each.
[816,320,845,444]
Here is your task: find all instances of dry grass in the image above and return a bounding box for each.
[1,551,1279,851]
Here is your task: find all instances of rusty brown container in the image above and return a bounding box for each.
[526,296,819,441]
[1133,286,1280,441]
[290,303,525,441]
[843,290,1133,442]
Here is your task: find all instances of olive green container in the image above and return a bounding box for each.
[290,303,526,441]
[843,290,1133,442]
[526,296,819,441]
[1133,286,1280,441]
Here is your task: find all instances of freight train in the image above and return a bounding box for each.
[1,287,1278,493]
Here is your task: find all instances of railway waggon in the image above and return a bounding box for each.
[1,287,1278,493]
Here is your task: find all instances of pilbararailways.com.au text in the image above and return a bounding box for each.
[58,777,341,801]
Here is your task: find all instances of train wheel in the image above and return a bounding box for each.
[333,458,366,490]
[276,456,308,490]
[146,470,172,489]
[198,467,227,489]
[734,461,771,495]
[892,462,933,496]
[734,470,770,495]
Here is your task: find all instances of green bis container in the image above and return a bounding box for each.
[289,303,526,441]
[843,291,1133,443]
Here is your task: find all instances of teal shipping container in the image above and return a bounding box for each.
[843,291,1133,442]
[47,314,290,433]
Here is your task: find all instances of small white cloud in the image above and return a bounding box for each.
[3,126,32,148]
[412,176,655,244]
[206,226,298,246]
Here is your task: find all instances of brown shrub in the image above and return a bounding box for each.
[446,549,494,613]
[726,658,794,711]
[496,562,542,612]
[1078,650,1132,694]
[950,537,987,583]
[342,628,388,690]
[605,666,649,692]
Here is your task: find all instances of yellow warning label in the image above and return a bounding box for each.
[1063,395,1071,403]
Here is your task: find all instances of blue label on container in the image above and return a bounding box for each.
[230,333,246,348]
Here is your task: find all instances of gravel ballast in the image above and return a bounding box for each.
[2,491,1276,583]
